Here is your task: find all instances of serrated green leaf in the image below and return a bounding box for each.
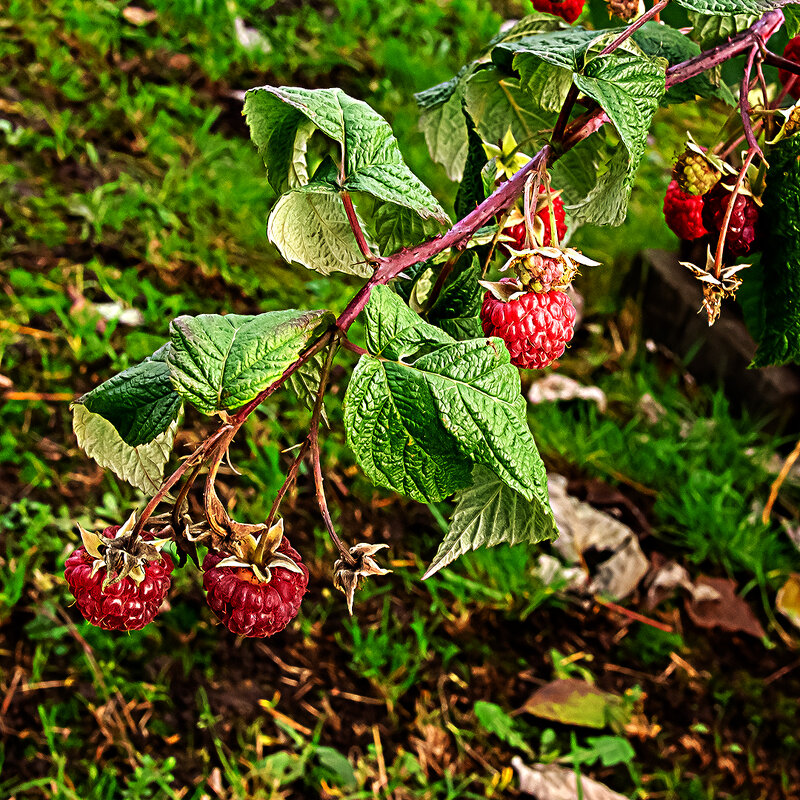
[685,10,760,50]
[427,252,483,338]
[424,465,556,578]
[786,5,800,37]
[454,107,488,221]
[632,21,736,105]
[673,0,782,15]
[474,701,533,755]
[568,145,631,227]
[168,310,333,414]
[752,134,800,366]
[267,182,374,278]
[76,345,182,448]
[246,86,448,224]
[345,287,551,505]
[370,202,445,256]
[72,404,178,494]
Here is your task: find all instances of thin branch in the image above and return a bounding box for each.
[762,49,800,78]
[342,190,375,264]
[713,147,756,278]
[308,340,354,564]
[264,439,310,531]
[740,45,764,159]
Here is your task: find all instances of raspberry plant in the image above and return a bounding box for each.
[68,0,800,634]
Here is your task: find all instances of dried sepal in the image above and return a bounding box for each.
[333,543,391,615]
[479,278,525,302]
[681,248,750,326]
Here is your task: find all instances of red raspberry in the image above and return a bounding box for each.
[481,282,576,369]
[202,536,308,638]
[64,526,173,631]
[779,36,800,100]
[504,194,568,251]
[663,180,707,241]
[532,0,585,23]
[702,184,759,257]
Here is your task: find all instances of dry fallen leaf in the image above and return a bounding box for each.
[519,679,624,730]
[548,474,649,599]
[685,576,766,639]
[527,374,607,412]
[776,574,800,630]
[122,6,158,25]
[512,756,628,800]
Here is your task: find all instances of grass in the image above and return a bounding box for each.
[2,0,800,797]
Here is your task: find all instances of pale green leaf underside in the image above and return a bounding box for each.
[268,186,374,277]
[246,85,448,223]
[73,404,178,494]
[168,310,332,414]
[425,469,557,578]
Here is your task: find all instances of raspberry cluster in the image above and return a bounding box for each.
[663,180,707,241]
[780,36,800,100]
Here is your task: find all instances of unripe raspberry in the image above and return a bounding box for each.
[64,525,173,631]
[702,184,759,257]
[673,151,720,197]
[663,180,707,241]
[531,0,585,23]
[203,535,308,638]
[481,281,576,369]
[779,36,800,100]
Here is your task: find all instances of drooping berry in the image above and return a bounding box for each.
[503,194,568,252]
[64,524,174,631]
[663,180,707,241]
[779,36,800,100]
[605,0,640,21]
[531,0,585,24]
[202,521,308,638]
[702,184,759,257]
[481,280,576,369]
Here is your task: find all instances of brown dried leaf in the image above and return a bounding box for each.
[685,576,765,639]
[122,6,158,25]
[776,574,800,630]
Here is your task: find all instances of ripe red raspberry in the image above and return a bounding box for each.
[203,536,308,638]
[532,0,585,23]
[481,282,576,369]
[702,184,759,257]
[64,526,173,631]
[663,180,707,241]
[779,36,800,100]
[504,195,567,251]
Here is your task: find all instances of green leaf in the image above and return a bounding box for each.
[685,11,760,50]
[673,0,783,15]
[245,86,448,223]
[314,747,357,790]
[424,465,556,578]
[632,22,736,105]
[75,345,182,447]
[786,5,800,38]
[753,134,800,366]
[72,404,178,494]
[454,107,488,221]
[344,287,551,504]
[474,701,533,755]
[286,350,328,424]
[571,736,636,768]
[369,201,444,257]
[427,252,483,340]
[168,310,333,414]
[267,182,374,278]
